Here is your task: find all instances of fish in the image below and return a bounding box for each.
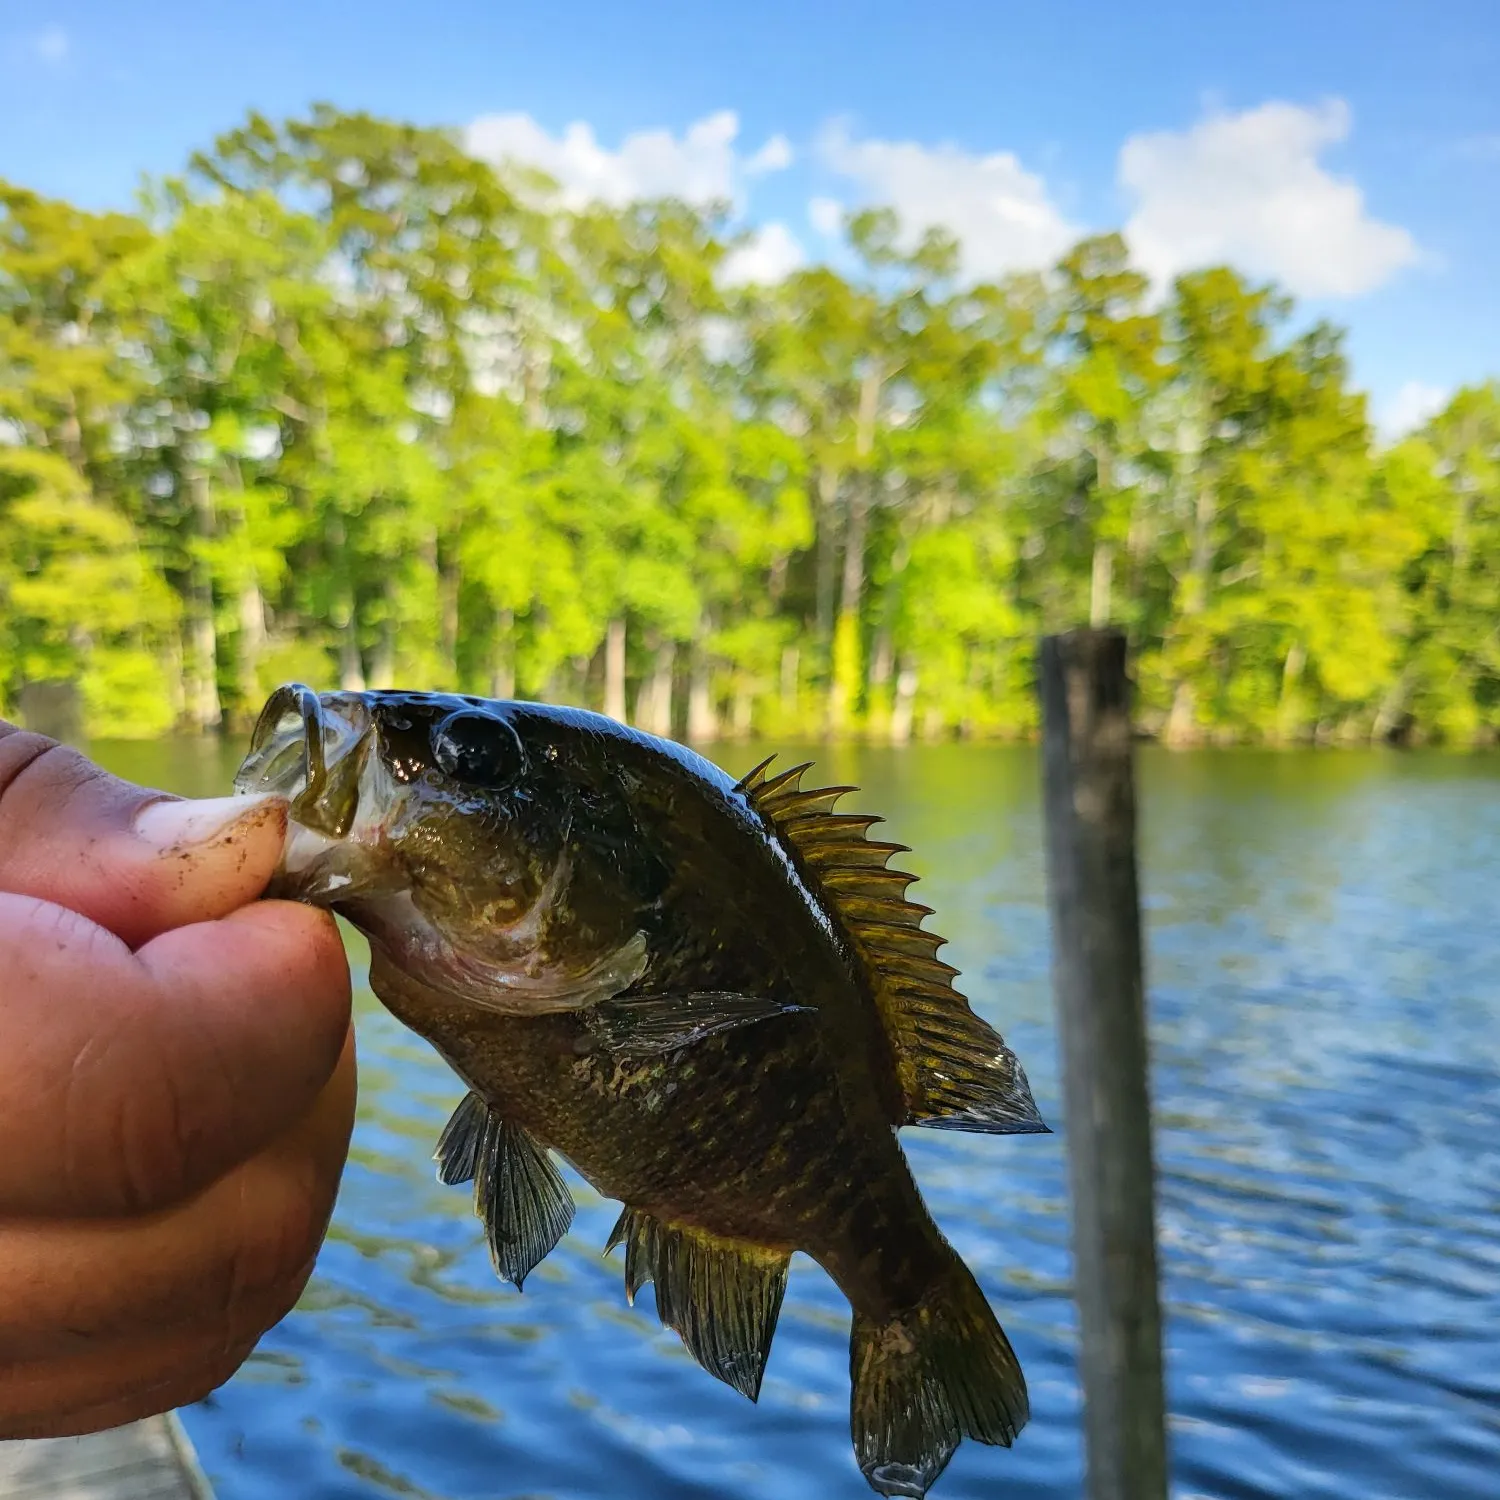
[234,682,1048,1498]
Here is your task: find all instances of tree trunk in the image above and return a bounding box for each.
[1370,669,1410,746]
[326,514,365,692]
[891,658,918,745]
[814,466,840,660]
[57,392,86,473]
[768,554,788,609]
[1090,541,1114,627]
[1090,439,1115,628]
[687,624,717,743]
[731,679,753,739]
[338,630,365,692]
[163,630,186,724]
[604,617,627,721]
[237,577,267,714]
[1275,640,1305,745]
[183,466,221,731]
[1163,682,1196,747]
[368,609,395,690]
[827,364,882,734]
[635,639,675,737]
[221,464,265,723]
[1163,481,1216,748]
[490,610,515,699]
[961,644,984,738]
[871,629,893,691]
[1125,500,1150,605]
[780,645,799,720]
[438,549,461,685]
[826,497,867,734]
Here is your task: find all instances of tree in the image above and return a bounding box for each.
[1392,383,1500,742]
[1,108,1497,748]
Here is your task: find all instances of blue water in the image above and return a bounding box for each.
[94,741,1500,1499]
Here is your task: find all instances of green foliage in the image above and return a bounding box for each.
[1,110,1496,746]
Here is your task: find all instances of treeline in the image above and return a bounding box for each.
[2,105,1497,745]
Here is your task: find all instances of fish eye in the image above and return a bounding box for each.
[431,710,526,790]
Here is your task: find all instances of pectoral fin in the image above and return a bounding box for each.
[606,1207,790,1401]
[434,1090,487,1185]
[585,990,811,1057]
[434,1091,574,1290]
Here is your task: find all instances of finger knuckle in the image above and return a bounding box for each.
[0,739,106,845]
[0,729,60,805]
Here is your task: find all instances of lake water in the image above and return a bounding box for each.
[90,738,1500,1500]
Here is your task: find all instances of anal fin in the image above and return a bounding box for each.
[434,1091,574,1290]
[605,1207,789,1401]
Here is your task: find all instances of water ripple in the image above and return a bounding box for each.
[93,740,1500,1500]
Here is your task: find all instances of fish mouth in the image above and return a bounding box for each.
[236,683,374,834]
[235,683,393,903]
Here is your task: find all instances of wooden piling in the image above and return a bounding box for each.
[1037,628,1168,1500]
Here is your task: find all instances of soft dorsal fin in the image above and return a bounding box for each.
[737,757,1046,1137]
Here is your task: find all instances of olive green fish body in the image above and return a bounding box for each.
[374,961,950,1316]
[235,685,1047,1498]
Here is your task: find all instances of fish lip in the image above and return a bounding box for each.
[237,685,401,907]
[236,682,328,802]
[236,683,375,838]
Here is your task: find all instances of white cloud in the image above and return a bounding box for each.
[464,109,788,210]
[33,25,68,63]
[745,134,793,176]
[815,121,1077,279]
[1377,380,1450,441]
[808,196,843,237]
[1120,100,1421,298]
[720,221,806,285]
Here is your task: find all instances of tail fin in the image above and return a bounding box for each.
[849,1256,1028,1499]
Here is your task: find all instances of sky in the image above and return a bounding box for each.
[3,0,1498,435]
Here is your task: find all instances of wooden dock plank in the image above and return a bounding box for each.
[0,1415,210,1500]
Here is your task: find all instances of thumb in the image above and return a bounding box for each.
[0,724,287,948]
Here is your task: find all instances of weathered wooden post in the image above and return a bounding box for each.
[1037,628,1168,1500]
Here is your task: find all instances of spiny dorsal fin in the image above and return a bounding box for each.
[605,1206,789,1401]
[435,1091,575,1289]
[737,758,1046,1137]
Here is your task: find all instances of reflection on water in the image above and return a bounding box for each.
[88,737,1500,1500]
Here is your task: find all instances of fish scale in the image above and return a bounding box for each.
[236,683,1047,1499]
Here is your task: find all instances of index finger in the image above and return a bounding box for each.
[0,723,288,949]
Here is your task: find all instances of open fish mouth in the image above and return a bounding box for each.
[236,683,374,835]
[234,683,392,902]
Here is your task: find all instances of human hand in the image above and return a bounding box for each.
[0,722,356,1438]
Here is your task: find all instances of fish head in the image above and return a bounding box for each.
[233,684,617,973]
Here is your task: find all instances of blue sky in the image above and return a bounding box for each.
[4,0,1498,431]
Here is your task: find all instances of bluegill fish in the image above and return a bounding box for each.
[235,684,1047,1497]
